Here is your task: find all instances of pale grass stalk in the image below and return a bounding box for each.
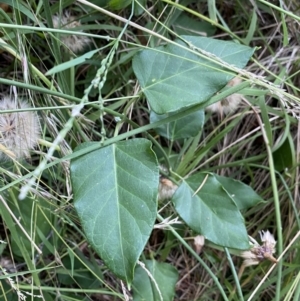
[0,144,16,159]
[120,281,130,301]
[0,37,52,89]
[0,195,42,254]
[282,271,300,301]
[1,266,43,300]
[245,97,283,300]
[193,173,209,196]
[137,261,163,301]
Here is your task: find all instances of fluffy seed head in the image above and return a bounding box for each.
[0,96,40,160]
[194,235,205,254]
[206,77,242,115]
[52,11,90,53]
[0,257,16,274]
[158,177,178,201]
[241,230,277,267]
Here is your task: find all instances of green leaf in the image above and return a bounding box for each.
[172,173,249,249]
[45,49,99,76]
[273,133,295,172]
[70,139,159,284]
[150,109,204,140]
[134,0,147,15]
[109,0,132,10]
[133,35,254,114]
[214,174,265,210]
[173,13,216,37]
[0,0,36,22]
[132,260,178,301]
[57,254,102,288]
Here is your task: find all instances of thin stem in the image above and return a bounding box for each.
[0,195,42,254]
[244,97,283,300]
[225,247,244,301]
[157,213,229,301]
[1,89,245,195]
[293,272,300,301]
[247,231,300,301]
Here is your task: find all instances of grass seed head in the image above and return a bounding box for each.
[52,11,91,53]
[206,77,242,115]
[194,235,205,254]
[158,177,178,201]
[0,96,40,160]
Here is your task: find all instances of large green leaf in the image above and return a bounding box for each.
[132,260,178,301]
[172,173,249,249]
[150,109,204,140]
[70,139,159,284]
[133,35,254,114]
[214,174,265,210]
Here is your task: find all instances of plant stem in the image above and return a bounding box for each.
[225,247,244,301]
[157,213,229,301]
[250,97,283,301]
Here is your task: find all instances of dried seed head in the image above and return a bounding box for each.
[158,177,178,201]
[206,77,242,115]
[241,230,277,267]
[0,96,40,160]
[0,257,16,274]
[194,235,205,254]
[52,11,90,53]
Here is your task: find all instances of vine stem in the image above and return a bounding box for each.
[225,247,244,301]
[244,97,283,300]
[157,213,229,301]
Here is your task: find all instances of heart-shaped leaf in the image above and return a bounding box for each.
[133,35,254,114]
[132,260,178,301]
[70,139,159,284]
[172,172,249,249]
[150,109,204,140]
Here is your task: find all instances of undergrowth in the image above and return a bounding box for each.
[0,1,299,301]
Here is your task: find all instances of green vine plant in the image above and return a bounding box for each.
[2,1,299,300]
[68,16,268,301]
